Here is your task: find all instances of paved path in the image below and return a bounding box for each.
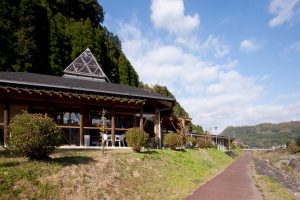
[185,153,263,200]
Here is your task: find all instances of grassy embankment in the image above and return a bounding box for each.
[254,174,296,200]
[0,147,241,200]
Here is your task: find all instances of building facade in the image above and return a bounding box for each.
[0,49,174,147]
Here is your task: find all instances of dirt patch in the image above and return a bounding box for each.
[40,154,121,200]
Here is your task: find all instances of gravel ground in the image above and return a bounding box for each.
[254,158,300,193]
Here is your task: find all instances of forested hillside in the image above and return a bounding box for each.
[0,0,202,129]
[221,121,300,148]
[0,0,139,86]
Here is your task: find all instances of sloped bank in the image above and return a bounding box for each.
[253,150,300,200]
[0,148,241,200]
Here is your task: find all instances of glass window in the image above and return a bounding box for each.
[57,112,80,125]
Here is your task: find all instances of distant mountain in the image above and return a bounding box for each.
[221,121,300,148]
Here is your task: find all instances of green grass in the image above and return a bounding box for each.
[0,148,241,200]
[255,175,296,200]
[0,157,62,199]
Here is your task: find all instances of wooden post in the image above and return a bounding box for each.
[133,114,137,128]
[111,113,115,147]
[139,107,143,131]
[154,104,159,147]
[44,103,49,118]
[3,103,9,147]
[79,108,85,146]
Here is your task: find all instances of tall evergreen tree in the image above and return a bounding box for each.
[0,0,18,71]
[0,0,139,85]
[14,0,50,74]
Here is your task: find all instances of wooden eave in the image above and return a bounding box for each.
[0,86,146,107]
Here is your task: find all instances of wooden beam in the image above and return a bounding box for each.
[133,114,137,128]
[31,90,42,96]
[11,87,21,94]
[128,99,135,104]
[58,125,80,129]
[139,106,143,131]
[20,88,31,94]
[62,93,72,99]
[96,96,103,101]
[3,103,9,146]
[42,91,53,97]
[111,113,115,147]
[79,107,86,146]
[154,103,159,146]
[106,96,112,101]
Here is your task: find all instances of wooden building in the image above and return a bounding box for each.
[0,49,174,147]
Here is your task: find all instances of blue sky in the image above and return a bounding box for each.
[100,0,300,132]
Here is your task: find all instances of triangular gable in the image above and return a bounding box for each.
[64,48,110,82]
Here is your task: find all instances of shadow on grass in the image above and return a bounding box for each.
[175,149,186,152]
[0,161,20,168]
[0,149,19,158]
[140,150,159,155]
[51,156,95,166]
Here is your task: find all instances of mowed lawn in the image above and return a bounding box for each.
[0,148,240,200]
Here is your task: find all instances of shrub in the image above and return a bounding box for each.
[296,137,300,147]
[288,141,300,154]
[125,128,148,153]
[231,141,237,149]
[198,138,214,149]
[286,139,293,148]
[8,112,62,159]
[186,137,197,149]
[164,133,181,150]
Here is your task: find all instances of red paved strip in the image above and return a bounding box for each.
[185,153,263,200]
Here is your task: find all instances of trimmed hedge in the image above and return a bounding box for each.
[8,112,62,159]
[198,138,214,149]
[288,141,300,154]
[125,128,148,153]
[164,133,181,150]
[186,137,197,149]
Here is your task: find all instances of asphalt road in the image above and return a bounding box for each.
[185,153,263,200]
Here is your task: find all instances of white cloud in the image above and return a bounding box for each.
[202,35,230,58]
[150,0,200,36]
[268,0,300,27]
[113,0,300,133]
[118,21,300,132]
[290,41,300,51]
[260,74,270,81]
[240,39,260,52]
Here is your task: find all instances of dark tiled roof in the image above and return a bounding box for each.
[0,72,174,101]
